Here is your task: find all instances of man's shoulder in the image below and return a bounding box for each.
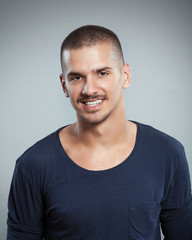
[138,121,184,154]
[16,126,64,171]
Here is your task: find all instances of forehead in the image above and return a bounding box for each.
[62,43,120,74]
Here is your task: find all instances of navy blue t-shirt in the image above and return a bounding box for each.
[7,122,192,239]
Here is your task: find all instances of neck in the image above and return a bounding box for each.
[73,109,129,148]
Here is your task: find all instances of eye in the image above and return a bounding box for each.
[70,76,82,81]
[99,71,108,76]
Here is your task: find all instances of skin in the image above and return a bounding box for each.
[59,42,137,171]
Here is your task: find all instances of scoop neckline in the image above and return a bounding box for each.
[55,121,141,175]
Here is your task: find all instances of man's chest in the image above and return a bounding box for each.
[44,169,162,239]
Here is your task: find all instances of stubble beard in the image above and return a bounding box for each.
[77,107,112,126]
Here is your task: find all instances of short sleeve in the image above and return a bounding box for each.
[7,158,44,240]
[160,147,192,239]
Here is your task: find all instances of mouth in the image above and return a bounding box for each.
[84,99,104,107]
[79,97,105,111]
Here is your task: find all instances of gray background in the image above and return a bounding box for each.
[1,0,191,239]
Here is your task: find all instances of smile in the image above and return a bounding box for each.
[84,99,104,107]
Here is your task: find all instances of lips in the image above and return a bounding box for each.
[79,97,105,111]
[84,99,104,106]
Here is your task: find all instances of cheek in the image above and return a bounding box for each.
[105,76,123,94]
[67,84,83,99]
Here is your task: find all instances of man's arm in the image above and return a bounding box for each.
[160,198,192,239]
[160,147,192,240]
[7,157,44,240]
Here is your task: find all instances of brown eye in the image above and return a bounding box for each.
[71,76,82,81]
[99,71,108,76]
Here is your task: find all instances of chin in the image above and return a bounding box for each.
[79,112,111,125]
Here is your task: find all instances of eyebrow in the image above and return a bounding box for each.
[67,67,113,78]
[67,72,85,78]
[94,67,113,73]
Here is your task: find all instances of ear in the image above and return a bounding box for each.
[122,63,131,89]
[59,74,69,97]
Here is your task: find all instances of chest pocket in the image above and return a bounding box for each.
[128,202,160,240]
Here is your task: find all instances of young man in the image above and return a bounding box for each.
[7,25,192,239]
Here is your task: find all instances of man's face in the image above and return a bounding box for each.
[60,42,130,125]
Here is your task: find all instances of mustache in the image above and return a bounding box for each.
[78,94,107,102]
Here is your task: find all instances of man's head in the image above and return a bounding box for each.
[60,25,124,73]
[59,25,131,125]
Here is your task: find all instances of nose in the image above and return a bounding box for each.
[82,77,98,96]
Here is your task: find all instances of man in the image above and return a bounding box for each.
[7,25,192,239]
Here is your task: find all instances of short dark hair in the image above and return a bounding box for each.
[60,25,124,70]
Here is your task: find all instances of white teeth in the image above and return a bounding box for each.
[85,99,103,106]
